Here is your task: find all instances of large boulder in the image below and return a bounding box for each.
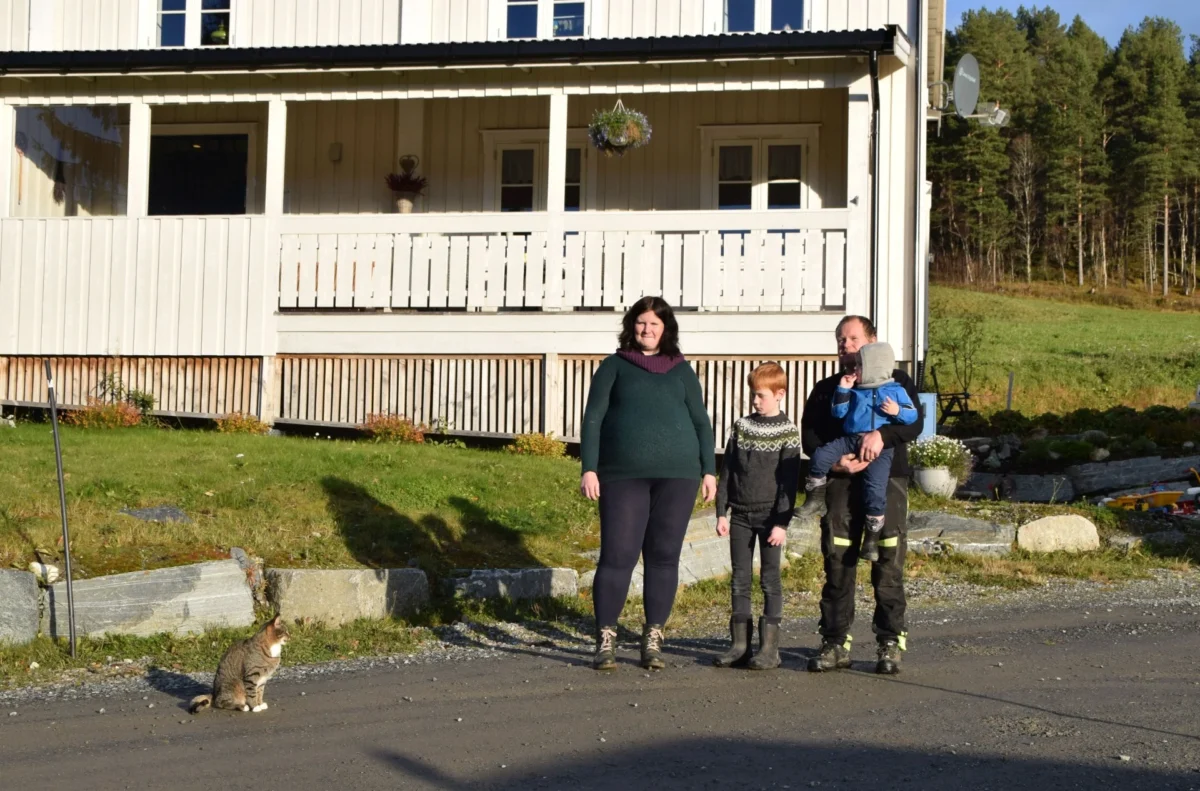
[42,560,255,639]
[445,568,576,601]
[1016,515,1100,553]
[267,568,429,625]
[0,570,40,645]
[907,512,1015,557]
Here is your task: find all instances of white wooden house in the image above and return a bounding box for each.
[0,0,945,444]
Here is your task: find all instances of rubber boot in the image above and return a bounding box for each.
[592,626,617,671]
[713,617,753,668]
[794,477,829,519]
[876,640,902,675]
[747,617,781,670]
[860,514,885,563]
[807,636,852,672]
[641,623,666,670]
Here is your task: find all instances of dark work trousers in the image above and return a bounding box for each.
[817,475,909,646]
[593,477,700,627]
[728,511,784,620]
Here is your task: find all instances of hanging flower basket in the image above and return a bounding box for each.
[588,100,652,157]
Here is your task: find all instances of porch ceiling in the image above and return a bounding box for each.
[0,28,907,80]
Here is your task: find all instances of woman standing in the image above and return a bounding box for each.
[580,296,716,671]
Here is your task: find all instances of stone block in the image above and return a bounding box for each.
[785,514,821,557]
[1016,515,1100,553]
[1143,530,1189,548]
[43,560,255,639]
[1003,475,1075,503]
[446,568,576,601]
[1107,534,1143,552]
[956,473,1003,499]
[1066,455,1200,496]
[0,570,39,646]
[267,568,429,625]
[907,512,1015,557]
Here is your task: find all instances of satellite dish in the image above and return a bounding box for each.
[952,54,980,119]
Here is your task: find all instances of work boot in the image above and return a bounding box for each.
[641,623,666,670]
[794,477,829,519]
[748,617,781,670]
[807,637,851,672]
[713,617,753,668]
[592,625,617,671]
[860,514,885,563]
[875,640,902,675]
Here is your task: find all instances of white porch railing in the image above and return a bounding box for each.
[275,210,849,312]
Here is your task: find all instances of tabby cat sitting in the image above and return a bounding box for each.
[189,615,290,714]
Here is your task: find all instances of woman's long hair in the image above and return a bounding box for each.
[618,296,681,357]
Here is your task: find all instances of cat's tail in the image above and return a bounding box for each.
[188,694,213,714]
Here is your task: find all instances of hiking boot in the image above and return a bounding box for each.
[876,640,902,675]
[747,617,781,670]
[794,477,829,519]
[807,637,851,672]
[641,624,666,670]
[860,515,885,563]
[713,617,753,668]
[592,626,617,671]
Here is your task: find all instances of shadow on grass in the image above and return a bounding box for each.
[320,477,543,578]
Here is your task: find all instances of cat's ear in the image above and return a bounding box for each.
[271,613,282,628]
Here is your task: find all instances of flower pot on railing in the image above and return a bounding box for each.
[913,466,958,498]
[394,193,416,214]
[385,157,426,214]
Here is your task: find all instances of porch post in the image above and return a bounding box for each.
[126,99,152,217]
[544,91,568,310]
[264,99,288,216]
[0,104,15,217]
[844,70,872,318]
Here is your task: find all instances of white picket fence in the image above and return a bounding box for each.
[275,210,850,312]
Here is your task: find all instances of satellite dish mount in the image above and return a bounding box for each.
[929,54,1009,130]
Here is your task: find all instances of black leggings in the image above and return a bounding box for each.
[593,477,699,627]
[728,512,783,620]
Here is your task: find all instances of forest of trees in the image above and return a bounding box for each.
[929,8,1200,296]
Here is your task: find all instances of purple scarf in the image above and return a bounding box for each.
[617,348,686,374]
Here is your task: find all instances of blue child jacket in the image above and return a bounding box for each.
[832,381,918,434]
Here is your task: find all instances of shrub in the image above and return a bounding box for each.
[506,432,567,458]
[949,412,990,438]
[1047,439,1094,465]
[360,413,426,444]
[987,409,1030,437]
[215,412,271,435]
[98,372,155,414]
[62,397,142,429]
[909,435,973,481]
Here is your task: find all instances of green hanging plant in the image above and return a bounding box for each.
[587,99,652,157]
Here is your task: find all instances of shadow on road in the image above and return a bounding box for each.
[144,667,209,710]
[368,737,1193,790]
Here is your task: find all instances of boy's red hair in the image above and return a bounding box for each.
[747,362,788,393]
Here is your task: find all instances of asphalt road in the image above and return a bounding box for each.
[3,596,1199,790]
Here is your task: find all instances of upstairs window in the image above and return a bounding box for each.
[725,0,755,33]
[771,0,804,31]
[553,2,586,37]
[158,0,231,47]
[507,0,538,39]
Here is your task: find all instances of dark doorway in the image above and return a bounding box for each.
[148,134,249,215]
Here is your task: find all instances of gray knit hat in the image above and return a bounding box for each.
[856,342,896,389]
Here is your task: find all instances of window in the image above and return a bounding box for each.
[483,130,594,211]
[565,148,582,210]
[553,1,586,37]
[158,0,231,48]
[499,148,537,212]
[507,0,538,38]
[725,0,755,33]
[701,125,820,211]
[771,0,803,31]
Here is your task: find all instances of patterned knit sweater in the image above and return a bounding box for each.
[715,412,803,523]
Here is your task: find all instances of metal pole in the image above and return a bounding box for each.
[1006,371,1015,411]
[43,360,77,658]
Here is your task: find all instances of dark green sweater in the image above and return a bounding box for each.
[580,354,716,482]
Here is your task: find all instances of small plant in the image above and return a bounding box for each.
[62,397,143,429]
[987,409,1030,437]
[929,307,986,395]
[97,372,156,414]
[588,99,652,157]
[384,171,428,195]
[506,432,567,458]
[909,435,973,481]
[360,413,426,444]
[215,412,270,435]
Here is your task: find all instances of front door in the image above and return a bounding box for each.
[148,134,248,215]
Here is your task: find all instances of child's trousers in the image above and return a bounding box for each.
[808,434,894,517]
[729,511,783,620]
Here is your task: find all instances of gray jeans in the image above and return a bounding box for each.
[728,511,783,620]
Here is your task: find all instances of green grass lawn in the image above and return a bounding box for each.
[0,425,598,579]
[928,285,1200,415]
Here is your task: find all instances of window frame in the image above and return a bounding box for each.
[481,128,596,212]
[722,0,808,34]
[146,122,259,214]
[700,124,821,211]
[493,0,589,40]
[151,0,235,49]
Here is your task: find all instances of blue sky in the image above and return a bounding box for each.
[945,1,1200,46]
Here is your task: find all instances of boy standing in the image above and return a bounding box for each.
[712,363,802,670]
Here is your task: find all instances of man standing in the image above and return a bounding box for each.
[800,315,922,675]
